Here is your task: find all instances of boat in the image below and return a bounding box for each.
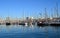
[19,23,25,25]
[37,21,46,26]
[6,22,11,25]
[50,20,60,26]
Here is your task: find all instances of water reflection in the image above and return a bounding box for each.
[0,25,60,38]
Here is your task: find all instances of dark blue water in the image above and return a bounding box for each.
[0,25,60,38]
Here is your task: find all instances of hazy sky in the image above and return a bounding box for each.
[0,0,60,18]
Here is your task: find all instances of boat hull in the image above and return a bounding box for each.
[50,23,60,26]
[6,22,11,25]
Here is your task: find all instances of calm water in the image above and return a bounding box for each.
[0,25,60,38]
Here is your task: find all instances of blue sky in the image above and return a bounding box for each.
[0,0,60,18]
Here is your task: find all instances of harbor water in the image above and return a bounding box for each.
[0,25,60,38]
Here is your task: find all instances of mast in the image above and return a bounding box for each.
[23,9,24,21]
[39,12,42,19]
[51,8,53,18]
[55,2,59,18]
[45,8,48,19]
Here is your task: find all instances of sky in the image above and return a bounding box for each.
[0,0,60,18]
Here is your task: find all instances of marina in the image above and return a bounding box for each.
[0,17,60,26]
[0,1,59,26]
[0,0,60,38]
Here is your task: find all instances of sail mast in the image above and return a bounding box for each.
[56,2,59,18]
[45,8,48,19]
